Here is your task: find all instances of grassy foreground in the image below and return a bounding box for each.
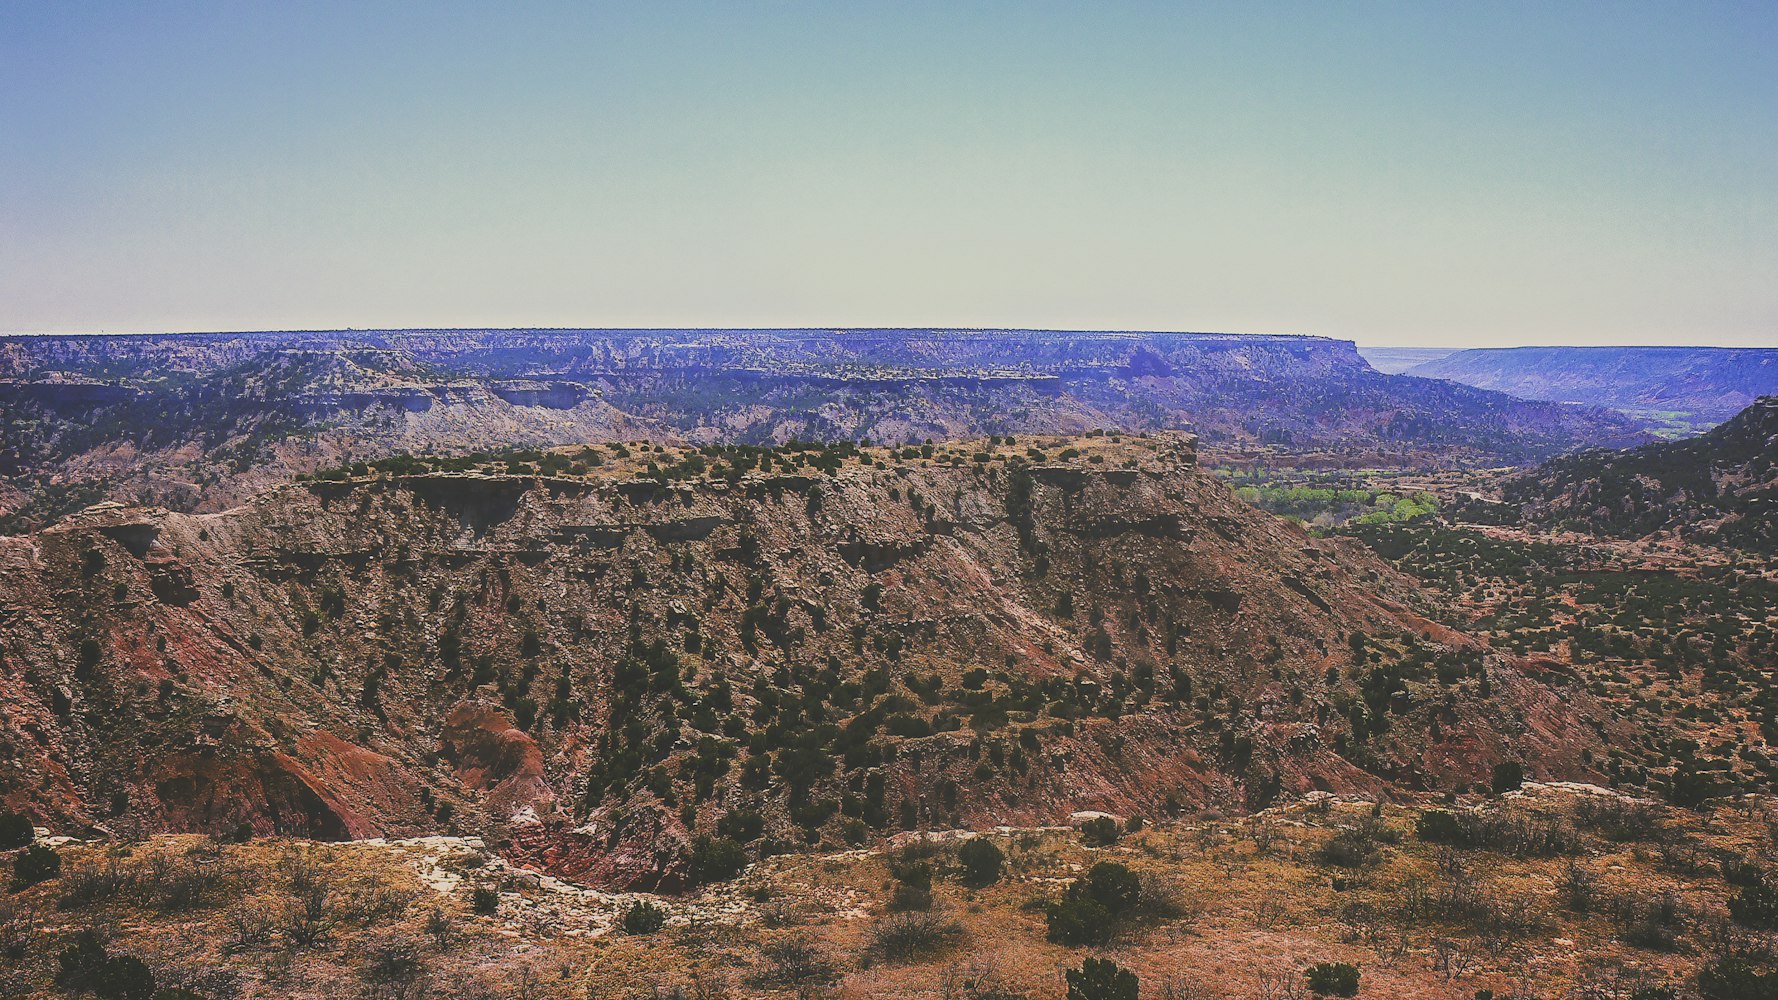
[6,784,1777,999]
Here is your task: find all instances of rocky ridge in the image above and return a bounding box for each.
[1503,395,1778,552]
[0,433,1619,887]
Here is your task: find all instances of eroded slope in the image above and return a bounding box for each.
[0,434,1617,887]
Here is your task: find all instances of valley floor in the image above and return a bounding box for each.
[7,783,1776,999]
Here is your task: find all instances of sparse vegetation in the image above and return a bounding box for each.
[0,383,1770,1000]
[868,910,962,964]
[0,789,1770,996]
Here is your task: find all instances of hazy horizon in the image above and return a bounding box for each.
[3,2,1774,348]
[0,326,1771,354]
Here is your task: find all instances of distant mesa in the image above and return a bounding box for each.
[0,328,1653,532]
[1403,345,1778,430]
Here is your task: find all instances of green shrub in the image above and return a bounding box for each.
[1065,957,1138,1000]
[1079,816,1120,847]
[958,838,1004,886]
[1074,862,1140,915]
[470,886,499,916]
[1047,862,1142,946]
[1723,858,1768,888]
[1491,761,1525,794]
[1699,954,1778,1000]
[790,800,838,833]
[1730,882,1778,929]
[0,811,33,850]
[97,955,156,1000]
[1320,829,1380,868]
[55,934,156,1000]
[884,714,932,738]
[889,833,940,866]
[621,900,666,935]
[1415,809,1463,842]
[1046,896,1113,947]
[12,843,60,888]
[1669,766,1719,809]
[56,932,110,989]
[688,835,748,884]
[1304,961,1360,997]
[716,809,765,842]
[875,839,933,906]
[424,908,456,946]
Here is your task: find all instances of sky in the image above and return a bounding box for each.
[1,2,1774,347]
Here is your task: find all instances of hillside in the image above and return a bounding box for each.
[1408,345,1778,429]
[0,329,1650,531]
[0,434,1616,890]
[1503,395,1778,552]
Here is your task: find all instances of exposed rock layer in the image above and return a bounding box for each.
[0,434,1617,885]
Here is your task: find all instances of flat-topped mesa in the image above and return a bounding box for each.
[0,328,1360,380]
[293,430,1200,495]
[275,434,1200,553]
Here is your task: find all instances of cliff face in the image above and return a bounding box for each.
[0,434,1614,886]
[0,330,1649,530]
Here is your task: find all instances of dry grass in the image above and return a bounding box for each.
[3,787,1773,999]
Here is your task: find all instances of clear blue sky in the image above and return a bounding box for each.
[2,1,1774,346]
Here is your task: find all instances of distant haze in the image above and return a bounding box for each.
[1355,347,1458,375]
[1398,344,1778,426]
[2,2,1774,347]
